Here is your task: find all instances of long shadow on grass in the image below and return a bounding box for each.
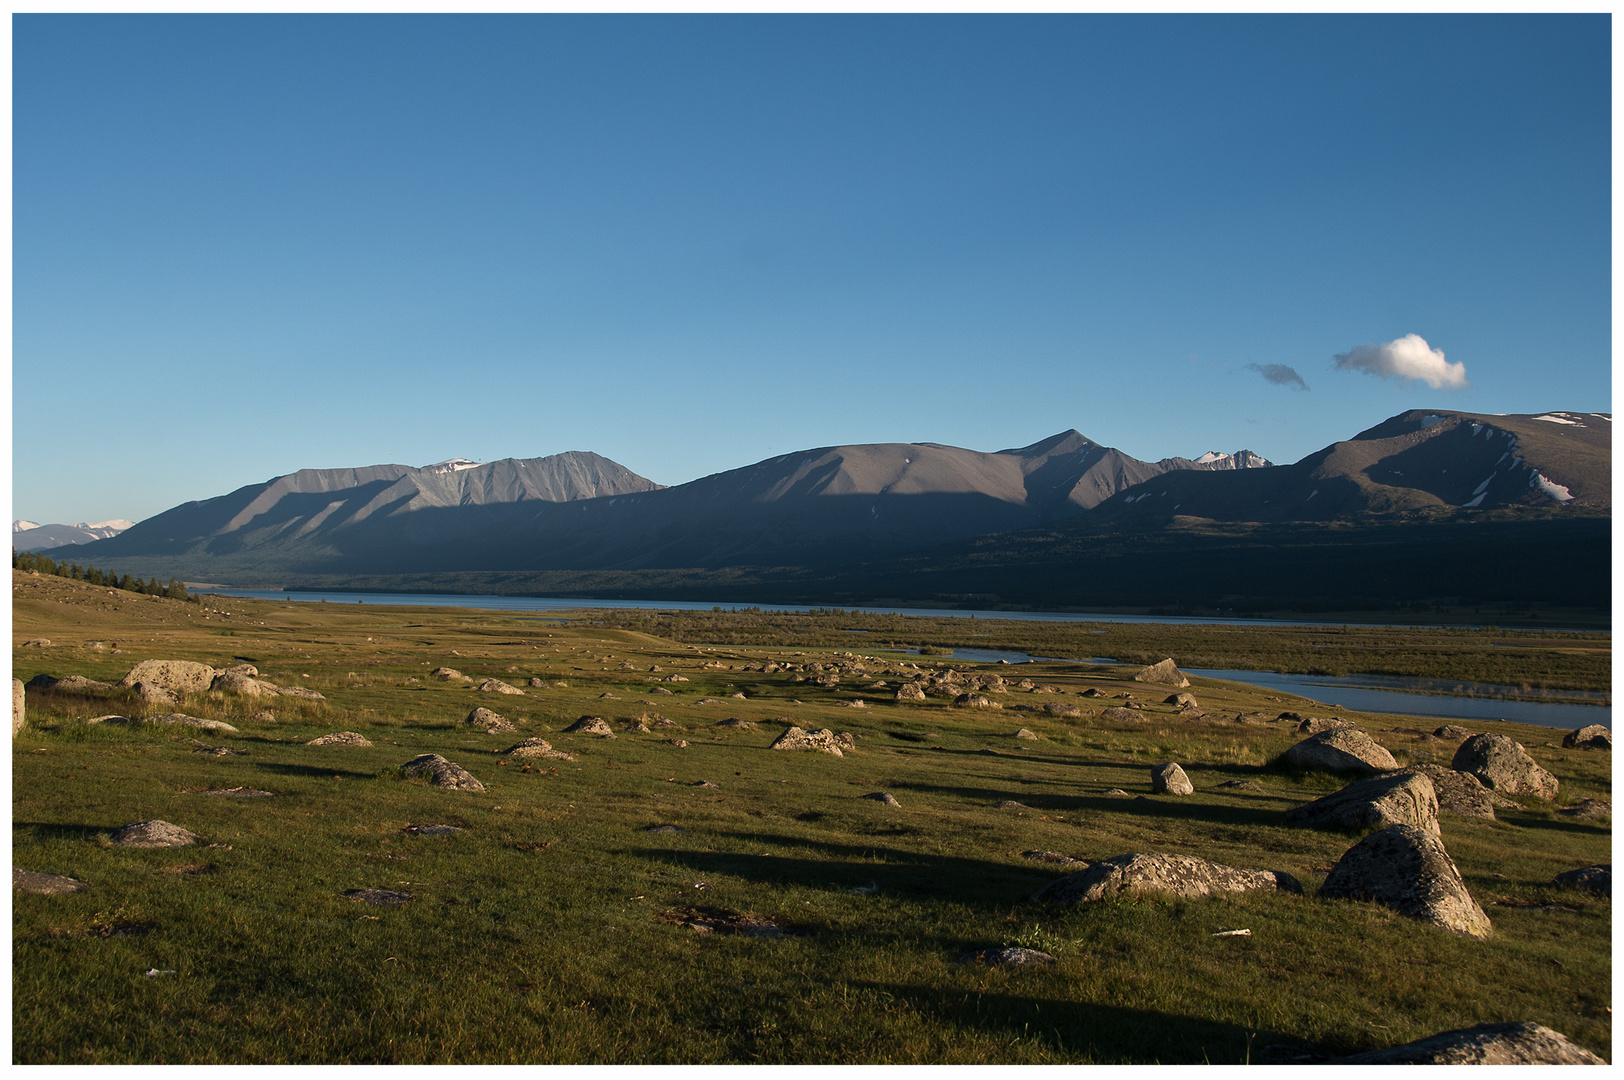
[852,980,1293,1064]
[879,782,1289,827]
[628,833,1056,907]
[13,821,117,842]
[1497,813,1613,837]
[253,762,376,780]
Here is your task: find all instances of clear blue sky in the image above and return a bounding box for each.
[14,14,1612,525]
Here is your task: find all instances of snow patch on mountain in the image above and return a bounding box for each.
[1533,413,1584,426]
[1530,472,1575,503]
[424,458,482,473]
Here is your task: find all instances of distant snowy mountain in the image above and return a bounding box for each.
[13,519,137,552]
[423,458,482,473]
[1191,450,1273,469]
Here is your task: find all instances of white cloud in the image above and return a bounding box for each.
[1333,333,1468,390]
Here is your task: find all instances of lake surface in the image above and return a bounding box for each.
[204,588,1556,630]
[942,648,1608,730]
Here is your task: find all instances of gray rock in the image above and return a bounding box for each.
[1284,772,1439,835]
[431,667,469,681]
[861,791,901,807]
[110,820,199,848]
[1403,764,1496,820]
[477,678,524,695]
[1216,779,1262,791]
[768,726,851,756]
[953,947,1056,966]
[644,824,687,834]
[147,713,239,733]
[1282,728,1398,773]
[402,754,485,792]
[1451,733,1558,801]
[1296,716,1356,735]
[996,800,1029,809]
[1318,824,1491,938]
[22,638,50,647]
[50,674,116,693]
[1433,724,1475,742]
[1562,724,1611,750]
[1551,864,1610,896]
[1133,658,1190,688]
[1100,707,1142,723]
[1021,850,1087,868]
[1164,692,1199,707]
[464,706,516,733]
[131,682,179,706]
[305,731,372,747]
[1332,1021,1604,1064]
[12,678,23,737]
[955,693,999,709]
[894,683,927,702]
[14,867,85,894]
[402,824,461,837]
[274,684,325,701]
[209,671,277,697]
[1151,762,1194,795]
[1556,798,1609,820]
[527,677,547,688]
[119,660,217,695]
[1013,728,1040,740]
[563,715,615,736]
[1034,852,1301,906]
[1044,702,1083,717]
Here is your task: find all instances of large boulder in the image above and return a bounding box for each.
[210,671,278,697]
[563,715,615,736]
[1403,764,1496,820]
[1151,762,1194,795]
[118,660,217,696]
[1100,707,1143,723]
[401,754,485,792]
[894,683,927,702]
[477,678,524,695]
[1333,1021,1605,1064]
[1282,728,1398,774]
[768,726,851,757]
[1296,716,1356,735]
[12,678,23,737]
[1133,659,1190,688]
[1451,734,1558,801]
[1551,865,1610,896]
[1283,772,1439,835]
[110,820,199,848]
[1318,825,1491,939]
[1562,724,1611,750]
[464,707,516,733]
[1033,852,1301,906]
[131,682,179,706]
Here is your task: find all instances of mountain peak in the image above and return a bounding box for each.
[998,430,1096,458]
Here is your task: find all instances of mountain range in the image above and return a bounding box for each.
[61,409,1610,617]
[13,519,136,551]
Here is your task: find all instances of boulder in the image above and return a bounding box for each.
[1021,850,1088,868]
[501,737,567,759]
[955,693,999,709]
[1133,658,1190,688]
[464,707,516,733]
[1551,865,1610,896]
[1556,798,1609,820]
[210,671,278,697]
[274,685,326,701]
[1013,728,1040,740]
[953,947,1056,967]
[1433,724,1475,742]
[431,667,469,681]
[714,718,755,730]
[1034,852,1300,906]
[894,683,927,702]
[147,713,239,733]
[1451,734,1558,801]
[131,682,179,706]
[477,678,524,695]
[1561,724,1611,750]
[563,715,615,736]
[1164,692,1198,707]
[527,677,547,688]
[402,753,485,792]
[1100,707,1143,723]
[1402,765,1495,820]
[1043,702,1083,718]
[118,660,217,695]
[1332,1021,1604,1064]
[36,674,116,693]
[1296,716,1355,735]
[110,820,199,848]
[13,867,85,894]
[861,791,901,807]
[12,678,23,736]
[1318,825,1491,938]
[1151,762,1194,795]
[769,726,850,757]
[305,731,372,747]
[1282,728,1397,773]
[1283,772,1439,835]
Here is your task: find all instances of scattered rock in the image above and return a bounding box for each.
[1318,824,1491,938]
[500,737,556,757]
[666,739,689,748]
[1101,788,1130,797]
[1276,711,1303,723]
[1433,724,1475,742]
[1164,692,1199,707]
[12,678,23,736]
[1284,772,1440,835]
[1331,1022,1605,1065]
[861,791,901,807]
[996,800,1029,809]
[209,671,278,696]
[1100,707,1142,723]
[1451,734,1558,801]
[768,726,850,756]
[13,867,85,894]
[1079,688,1105,698]
[1034,853,1301,906]
[1296,716,1356,735]
[345,888,412,905]
[1133,658,1190,688]
[250,710,276,723]
[955,693,1000,709]
[1021,850,1087,868]
[431,667,469,681]
[528,677,547,688]
[464,707,516,733]
[1215,779,1262,791]
[1282,728,1398,773]
[953,947,1056,966]
[895,683,927,702]
[1556,798,1609,820]
[1043,702,1083,718]
[401,754,485,792]
[119,660,217,695]
[110,820,199,848]
[1151,762,1194,795]
[714,718,755,730]
[645,824,687,834]
[1562,724,1611,751]
[563,715,615,737]
[1551,865,1610,896]
[478,678,524,695]
[402,824,461,837]
[657,906,785,938]
[199,787,275,797]
[1403,764,1496,820]
[598,692,621,700]
[623,718,651,733]
[692,780,719,789]
[275,685,326,701]
[305,731,372,747]
[22,638,50,647]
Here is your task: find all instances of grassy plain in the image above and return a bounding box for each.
[11,572,1612,1064]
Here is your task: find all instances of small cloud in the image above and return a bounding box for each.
[1333,333,1468,390]
[1247,363,1308,391]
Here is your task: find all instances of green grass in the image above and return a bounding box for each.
[12,574,1612,1063]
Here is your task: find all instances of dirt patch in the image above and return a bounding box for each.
[656,905,793,939]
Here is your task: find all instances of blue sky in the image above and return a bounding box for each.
[14,14,1611,525]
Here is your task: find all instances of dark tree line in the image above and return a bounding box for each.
[12,549,197,603]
